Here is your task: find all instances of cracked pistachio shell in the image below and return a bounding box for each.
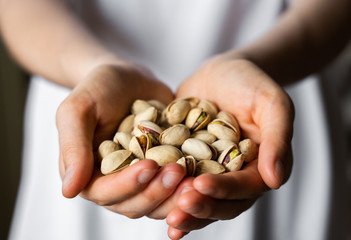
[191,130,216,144]
[134,106,159,126]
[166,99,191,125]
[159,124,190,147]
[218,145,243,172]
[207,119,240,143]
[117,114,135,133]
[211,139,237,154]
[97,140,120,161]
[145,145,184,167]
[133,120,162,145]
[216,111,240,136]
[181,138,213,161]
[101,150,134,175]
[239,139,258,163]
[159,108,171,128]
[185,108,211,132]
[113,132,132,150]
[147,99,167,112]
[226,154,244,172]
[177,156,196,176]
[198,99,218,120]
[129,134,152,159]
[183,97,200,108]
[130,158,140,166]
[195,160,225,176]
[131,99,152,115]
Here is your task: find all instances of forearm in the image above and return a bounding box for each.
[227,0,351,85]
[0,0,124,88]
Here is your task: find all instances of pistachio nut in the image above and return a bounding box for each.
[131,99,152,115]
[195,160,226,176]
[101,150,134,175]
[133,120,162,145]
[159,124,190,147]
[147,99,167,112]
[207,119,240,143]
[117,114,135,133]
[176,156,196,176]
[239,139,258,163]
[166,99,191,125]
[145,145,184,167]
[134,106,159,126]
[113,132,132,150]
[191,130,217,144]
[97,140,120,161]
[218,145,244,172]
[198,99,218,120]
[185,107,211,132]
[129,134,152,159]
[216,111,240,136]
[211,139,237,154]
[181,138,213,161]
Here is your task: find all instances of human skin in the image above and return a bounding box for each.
[0,0,350,239]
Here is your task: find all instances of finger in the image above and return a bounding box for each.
[192,161,268,199]
[80,159,159,205]
[56,96,97,198]
[257,94,294,189]
[105,163,185,219]
[177,189,256,220]
[167,208,215,232]
[168,226,188,240]
[147,177,195,219]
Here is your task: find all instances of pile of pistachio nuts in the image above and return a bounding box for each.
[98,98,258,176]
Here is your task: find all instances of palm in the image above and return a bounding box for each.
[166,58,294,239]
[57,64,175,201]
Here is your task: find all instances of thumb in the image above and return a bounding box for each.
[56,96,96,198]
[257,97,294,189]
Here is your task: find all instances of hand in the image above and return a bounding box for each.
[56,64,187,218]
[166,57,294,239]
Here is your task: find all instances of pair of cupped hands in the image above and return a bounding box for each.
[56,55,294,240]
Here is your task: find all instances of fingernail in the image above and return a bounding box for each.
[138,169,157,184]
[275,160,284,187]
[162,172,183,189]
[62,167,74,190]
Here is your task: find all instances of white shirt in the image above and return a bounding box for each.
[9,1,349,239]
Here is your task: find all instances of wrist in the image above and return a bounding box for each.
[62,53,131,89]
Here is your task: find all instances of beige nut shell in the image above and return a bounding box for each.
[191,130,217,144]
[181,138,213,161]
[113,132,132,150]
[117,114,135,133]
[159,124,190,147]
[145,145,184,167]
[239,139,258,163]
[97,140,120,161]
[207,119,240,143]
[185,107,211,132]
[195,160,225,176]
[166,99,191,125]
[101,150,134,175]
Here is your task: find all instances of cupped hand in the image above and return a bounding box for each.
[56,64,187,218]
[166,57,294,239]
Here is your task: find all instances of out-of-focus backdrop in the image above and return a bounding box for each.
[1,36,351,239]
[0,39,28,239]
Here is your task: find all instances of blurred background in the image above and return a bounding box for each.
[0,39,28,239]
[1,36,350,239]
